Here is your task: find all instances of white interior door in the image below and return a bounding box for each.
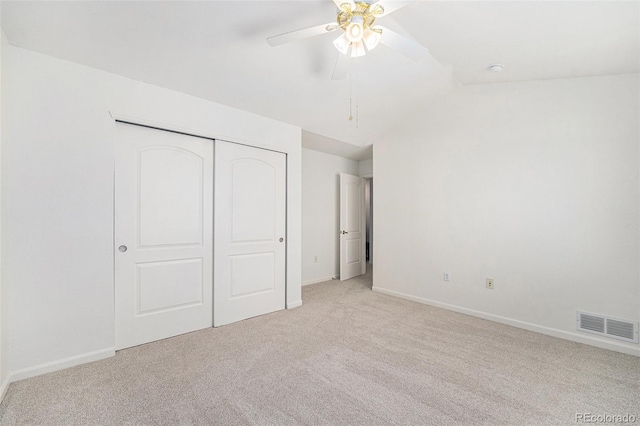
[340,173,366,280]
[214,141,286,326]
[115,123,213,350]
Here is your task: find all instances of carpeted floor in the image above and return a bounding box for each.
[1,268,639,425]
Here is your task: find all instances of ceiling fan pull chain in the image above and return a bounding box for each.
[355,60,359,128]
[349,58,353,121]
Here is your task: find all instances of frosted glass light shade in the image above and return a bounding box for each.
[333,33,350,54]
[351,40,366,57]
[346,22,363,42]
[345,16,364,42]
[363,28,381,51]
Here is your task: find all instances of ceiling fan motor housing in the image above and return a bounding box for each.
[337,1,383,32]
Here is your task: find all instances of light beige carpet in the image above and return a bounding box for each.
[1,269,639,425]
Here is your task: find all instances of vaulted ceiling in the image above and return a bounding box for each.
[2,1,638,148]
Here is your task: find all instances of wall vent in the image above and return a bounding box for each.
[576,311,639,344]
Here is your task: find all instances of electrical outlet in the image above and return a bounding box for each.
[314,256,318,263]
[444,272,450,282]
[486,278,494,289]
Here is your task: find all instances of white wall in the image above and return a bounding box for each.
[302,148,359,285]
[0,26,9,397]
[359,158,373,177]
[373,73,640,355]
[6,46,302,378]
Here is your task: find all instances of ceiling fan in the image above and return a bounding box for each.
[267,0,428,80]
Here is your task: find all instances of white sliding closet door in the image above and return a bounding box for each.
[214,141,286,326]
[115,123,213,350]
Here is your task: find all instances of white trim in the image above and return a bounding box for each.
[0,374,11,402]
[372,286,640,357]
[287,300,303,309]
[10,348,115,382]
[302,276,337,286]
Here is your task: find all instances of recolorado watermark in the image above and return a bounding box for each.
[575,413,637,423]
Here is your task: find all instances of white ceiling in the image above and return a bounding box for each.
[2,1,638,151]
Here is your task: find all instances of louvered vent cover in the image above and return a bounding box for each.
[580,314,605,333]
[576,312,639,344]
[607,320,635,341]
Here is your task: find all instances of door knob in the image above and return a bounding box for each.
[118,245,128,252]
[279,237,284,242]
[341,231,348,234]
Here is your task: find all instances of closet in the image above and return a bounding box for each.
[114,122,286,350]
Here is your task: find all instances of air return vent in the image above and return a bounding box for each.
[576,312,638,343]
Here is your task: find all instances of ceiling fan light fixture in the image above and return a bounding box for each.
[363,28,381,51]
[333,33,351,54]
[266,0,428,80]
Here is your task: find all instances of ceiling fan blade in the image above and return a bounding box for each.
[332,51,350,80]
[370,0,415,17]
[377,25,428,61]
[267,23,338,47]
[332,0,356,11]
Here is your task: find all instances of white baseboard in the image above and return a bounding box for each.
[372,286,640,357]
[287,300,303,309]
[10,347,115,383]
[302,276,337,286]
[0,374,10,402]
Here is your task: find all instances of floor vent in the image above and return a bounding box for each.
[576,311,638,344]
